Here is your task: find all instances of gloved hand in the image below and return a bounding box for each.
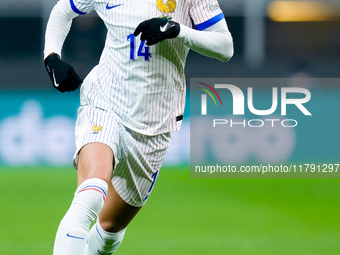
[44,53,82,93]
[134,18,180,46]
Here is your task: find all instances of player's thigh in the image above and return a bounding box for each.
[73,104,121,185]
[99,182,141,233]
[77,142,115,185]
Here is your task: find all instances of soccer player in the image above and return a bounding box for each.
[44,0,233,254]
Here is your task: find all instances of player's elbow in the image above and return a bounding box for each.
[208,44,233,62]
[217,41,234,63]
[219,46,234,62]
[214,32,234,62]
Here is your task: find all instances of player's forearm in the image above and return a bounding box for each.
[44,1,77,59]
[177,20,234,62]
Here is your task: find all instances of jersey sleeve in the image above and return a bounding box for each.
[189,0,225,31]
[68,0,94,15]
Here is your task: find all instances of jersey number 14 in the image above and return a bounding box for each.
[127,34,152,61]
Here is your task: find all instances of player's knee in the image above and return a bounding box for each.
[81,168,112,184]
[77,143,115,184]
[99,219,127,233]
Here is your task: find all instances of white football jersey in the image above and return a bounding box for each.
[66,0,224,135]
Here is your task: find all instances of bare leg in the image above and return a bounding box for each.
[83,183,142,254]
[53,142,114,255]
[99,182,141,232]
[77,142,114,185]
[79,144,141,254]
[77,142,141,231]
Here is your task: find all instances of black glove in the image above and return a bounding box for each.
[44,54,82,93]
[134,18,180,46]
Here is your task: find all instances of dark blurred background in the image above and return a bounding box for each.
[1,0,340,90]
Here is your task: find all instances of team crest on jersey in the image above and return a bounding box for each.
[156,0,177,19]
[92,125,103,134]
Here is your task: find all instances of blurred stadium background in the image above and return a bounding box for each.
[0,0,340,254]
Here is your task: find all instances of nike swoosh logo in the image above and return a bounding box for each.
[66,233,85,240]
[106,4,123,10]
[52,70,59,88]
[160,22,175,33]
[97,250,112,255]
